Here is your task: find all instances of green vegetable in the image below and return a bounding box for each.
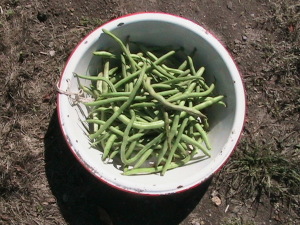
[75,28,226,175]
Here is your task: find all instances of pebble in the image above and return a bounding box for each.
[234,39,241,45]
[242,35,248,41]
[211,196,222,206]
[47,197,57,204]
[227,1,233,10]
[49,50,56,57]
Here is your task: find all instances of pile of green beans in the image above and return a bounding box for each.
[75,29,225,176]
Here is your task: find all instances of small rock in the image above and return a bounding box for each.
[212,196,222,206]
[227,1,233,10]
[211,190,219,197]
[234,39,241,45]
[232,205,241,213]
[49,50,56,57]
[47,197,57,204]
[242,35,248,41]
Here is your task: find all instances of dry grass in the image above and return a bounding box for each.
[216,0,300,221]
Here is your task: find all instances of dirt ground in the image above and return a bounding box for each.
[0,0,299,224]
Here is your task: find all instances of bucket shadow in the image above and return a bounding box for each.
[44,111,212,225]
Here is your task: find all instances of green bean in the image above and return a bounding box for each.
[114,50,175,89]
[188,56,196,75]
[167,84,215,102]
[163,109,172,157]
[120,54,130,92]
[162,117,189,175]
[136,116,150,123]
[100,92,131,98]
[179,142,189,152]
[108,67,119,76]
[132,43,158,61]
[75,73,116,92]
[144,77,206,118]
[130,54,150,64]
[133,111,155,122]
[181,134,210,157]
[189,116,211,150]
[156,139,169,166]
[109,149,119,159]
[133,148,154,169]
[85,95,149,107]
[86,119,123,136]
[89,107,113,116]
[102,29,137,72]
[177,69,191,78]
[102,134,117,160]
[93,51,117,59]
[116,108,165,129]
[202,117,210,130]
[145,51,158,61]
[130,102,156,109]
[167,82,197,153]
[120,110,136,164]
[161,75,203,84]
[196,67,205,77]
[90,132,111,147]
[158,89,180,96]
[125,140,138,158]
[193,95,224,111]
[89,64,146,140]
[188,101,195,136]
[178,95,225,119]
[161,64,184,75]
[85,96,128,106]
[125,133,164,165]
[128,133,144,142]
[150,83,173,89]
[79,84,96,98]
[178,143,188,157]
[151,69,171,81]
[178,60,188,71]
[195,85,202,93]
[150,62,176,80]
[124,147,194,176]
[198,79,210,90]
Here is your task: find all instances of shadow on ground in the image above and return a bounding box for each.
[44,110,212,225]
